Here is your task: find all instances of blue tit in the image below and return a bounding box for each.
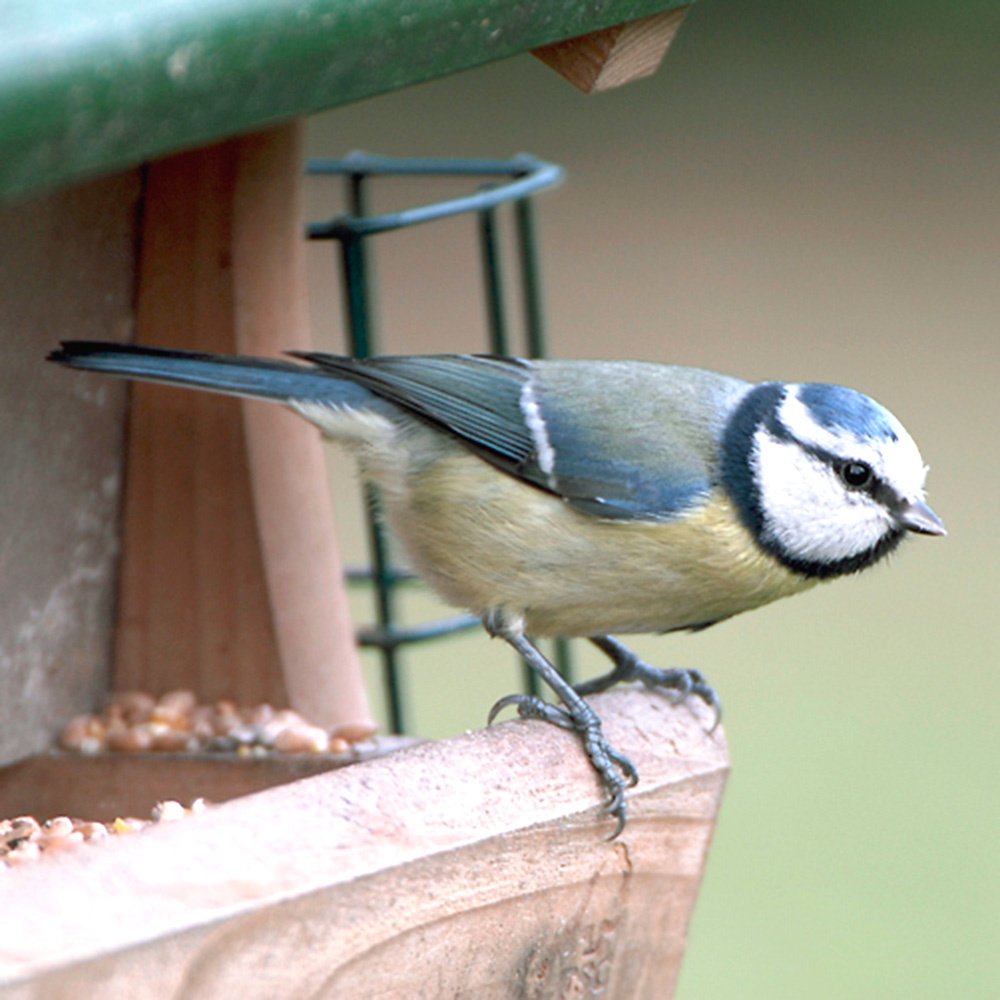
[49,343,945,835]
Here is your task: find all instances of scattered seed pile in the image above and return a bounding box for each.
[2,690,380,869]
[59,689,377,756]
[1,799,206,869]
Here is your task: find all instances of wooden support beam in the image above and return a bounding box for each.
[0,689,728,999]
[533,6,690,93]
[116,125,372,733]
[116,139,281,702]
[229,124,374,736]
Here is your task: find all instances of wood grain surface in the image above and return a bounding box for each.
[0,688,728,999]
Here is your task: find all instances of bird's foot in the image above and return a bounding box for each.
[488,691,638,839]
[586,636,722,731]
[488,693,574,730]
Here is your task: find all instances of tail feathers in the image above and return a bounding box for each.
[48,341,374,408]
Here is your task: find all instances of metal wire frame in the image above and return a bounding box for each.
[306,152,574,733]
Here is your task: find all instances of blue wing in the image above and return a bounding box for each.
[297,353,749,522]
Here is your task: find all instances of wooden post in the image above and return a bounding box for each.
[114,126,372,733]
[229,124,374,736]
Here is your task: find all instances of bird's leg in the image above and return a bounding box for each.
[483,614,638,838]
[584,636,722,731]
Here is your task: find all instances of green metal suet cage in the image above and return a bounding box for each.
[306,152,574,733]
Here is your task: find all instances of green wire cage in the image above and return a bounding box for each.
[306,152,576,732]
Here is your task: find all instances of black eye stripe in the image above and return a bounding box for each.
[761,409,887,493]
[808,447,883,496]
[816,452,895,505]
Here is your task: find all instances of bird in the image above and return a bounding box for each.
[49,342,945,835]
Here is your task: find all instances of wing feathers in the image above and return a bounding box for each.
[295,353,726,522]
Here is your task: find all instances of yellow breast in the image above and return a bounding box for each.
[380,451,817,638]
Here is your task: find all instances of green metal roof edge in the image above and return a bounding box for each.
[0,0,689,202]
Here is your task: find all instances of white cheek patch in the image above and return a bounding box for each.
[753,429,894,563]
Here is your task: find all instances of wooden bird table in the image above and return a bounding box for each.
[0,2,721,996]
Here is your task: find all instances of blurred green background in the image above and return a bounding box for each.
[302,2,999,996]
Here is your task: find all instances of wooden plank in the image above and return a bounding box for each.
[0,689,728,999]
[533,6,690,93]
[229,123,373,734]
[0,739,420,823]
[117,142,286,704]
[117,130,370,732]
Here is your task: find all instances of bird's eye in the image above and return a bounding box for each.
[839,461,873,489]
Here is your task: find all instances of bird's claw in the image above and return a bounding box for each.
[488,693,575,730]
[679,668,723,731]
[586,637,722,732]
[488,691,638,837]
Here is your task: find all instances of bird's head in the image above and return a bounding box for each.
[724,381,944,579]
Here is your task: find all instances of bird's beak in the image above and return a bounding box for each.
[896,498,947,536]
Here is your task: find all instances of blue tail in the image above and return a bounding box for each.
[48,342,374,408]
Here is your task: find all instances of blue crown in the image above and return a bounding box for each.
[797,383,899,442]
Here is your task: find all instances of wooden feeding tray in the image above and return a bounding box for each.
[0,737,420,825]
[0,689,727,998]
